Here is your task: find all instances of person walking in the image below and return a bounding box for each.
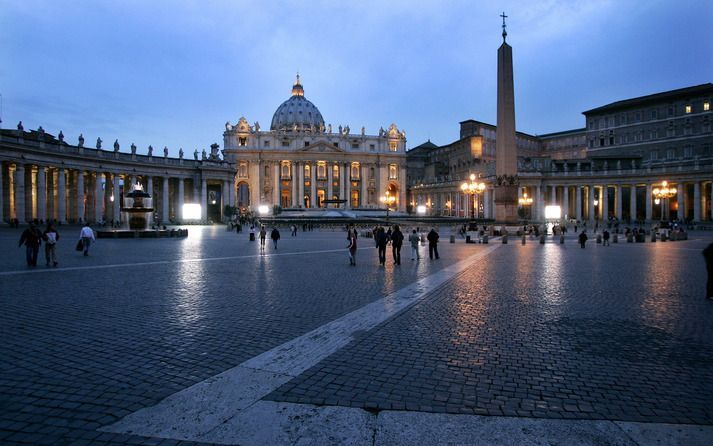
[375,226,388,266]
[703,242,713,299]
[409,229,420,260]
[602,229,610,246]
[259,225,267,250]
[42,223,60,267]
[427,228,440,260]
[79,222,96,256]
[578,230,588,249]
[347,232,358,265]
[18,223,43,267]
[391,225,404,265]
[270,227,281,250]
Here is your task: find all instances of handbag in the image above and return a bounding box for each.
[75,240,84,251]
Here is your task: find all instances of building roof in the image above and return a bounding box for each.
[270,75,325,131]
[407,140,439,153]
[582,83,713,115]
[537,128,586,139]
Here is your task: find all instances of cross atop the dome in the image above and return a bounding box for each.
[500,12,508,42]
[295,72,300,85]
[291,73,304,96]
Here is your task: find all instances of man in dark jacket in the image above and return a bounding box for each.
[578,231,588,249]
[270,227,280,250]
[703,242,713,299]
[18,223,42,267]
[427,228,439,260]
[391,225,404,265]
[375,226,388,265]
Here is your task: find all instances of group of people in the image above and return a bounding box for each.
[343,225,440,267]
[17,222,97,267]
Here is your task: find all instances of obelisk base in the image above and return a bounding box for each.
[494,185,519,224]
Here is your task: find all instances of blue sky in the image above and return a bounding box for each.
[1,0,711,156]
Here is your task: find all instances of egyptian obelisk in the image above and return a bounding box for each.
[494,12,519,224]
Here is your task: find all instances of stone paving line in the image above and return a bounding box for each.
[100,239,713,446]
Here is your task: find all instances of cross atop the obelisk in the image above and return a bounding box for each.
[500,12,508,42]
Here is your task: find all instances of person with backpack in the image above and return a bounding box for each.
[42,223,60,267]
[270,227,281,250]
[79,222,96,256]
[391,224,404,265]
[18,222,43,267]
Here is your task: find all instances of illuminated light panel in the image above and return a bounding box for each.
[544,205,562,220]
[182,204,201,220]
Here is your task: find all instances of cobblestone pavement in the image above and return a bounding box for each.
[268,234,713,426]
[0,224,474,445]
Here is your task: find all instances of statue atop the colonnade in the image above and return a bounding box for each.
[179,148,184,159]
[17,121,23,131]
[254,121,260,132]
[130,143,136,155]
[58,131,64,143]
[202,149,207,160]
[96,137,102,150]
[78,134,84,147]
[194,149,198,160]
[210,143,220,158]
[163,146,168,157]
[37,126,45,136]
[148,145,153,156]
[114,139,120,152]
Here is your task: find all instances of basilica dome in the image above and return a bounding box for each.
[270,75,325,131]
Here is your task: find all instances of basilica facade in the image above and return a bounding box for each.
[222,76,408,212]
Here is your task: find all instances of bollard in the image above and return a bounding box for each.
[522,234,526,245]
[670,231,677,241]
[651,232,657,242]
[539,234,545,244]
[502,234,508,244]
[560,234,565,244]
[627,234,633,243]
[596,234,602,244]
[450,235,455,243]
[482,234,488,244]
[661,232,667,242]
[613,233,618,243]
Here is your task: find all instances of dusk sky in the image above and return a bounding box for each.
[1,0,711,156]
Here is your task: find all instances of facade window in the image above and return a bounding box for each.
[389,142,397,151]
[332,165,339,180]
[635,112,641,122]
[281,141,290,147]
[650,150,658,161]
[370,167,375,179]
[666,149,676,160]
[668,106,674,117]
[281,161,291,178]
[238,161,248,178]
[351,143,359,149]
[351,162,360,179]
[369,144,375,151]
[704,102,710,111]
[317,162,326,179]
[239,137,247,146]
[263,140,270,147]
[609,137,614,145]
[304,164,311,178]
[685,104,692,114]
[334,142,339,148]
[599,137,604,147]
[684,146,693,158]
[388,164,398,180]
[651,110,657,120]
[304,141,310,147]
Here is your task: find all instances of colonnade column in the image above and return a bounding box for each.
[601,185,608,221]
[589,185,596,222]
[201,178,207,222]
[274,163,280,206]
[694,182,701,222]
[360,165,368,207]
[95,172,103,223]
[14,164,26,222]
[292,162,298,208]
[310,163,316,208]
[146,176,153,196]
[550,185,556,205]
[162,177,170,223]
[630,185,637,222]
[563,186,569,219]
[112,174,121,224]
[615,184,623,220]
[327,163,333,202]
[575,186,582,221]
[342,163,348,208]
[677,184,685,220]
[298,164,305,208]
[177,178,185,222]
[77,171,85,223]
[535,185,542,221]
[645,184,652,221]
[57,168,67,224]
[37,167,47,222]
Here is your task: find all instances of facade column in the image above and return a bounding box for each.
[310,162,317,208]
[484,188,492,219]
[535,185,542,221]
[0,164,4,223]
[177,178,185,222]
[694,182,701,222]
[14,164,26,222]
[575,185,582,221]
[563,186,569,219]
[630,185,637,222]
[677,183,685,220]
[360,165,368,207]
[341,163,348,207]
[112,174,121,225]
[327,163,333,202]
[77,171,85,223]
[95,172,104,223]
[615,184,623,220]
[298,163,305,208]
[273,163,280,206]
[201,178,207,222]
[57,168,67,224]
[549,185,556,205]
[645,183,652,221]
[601,185,609,221]
[37,167,47,222]
[162,176,170,223]
[589,185,596,222]
[291,162,298,208]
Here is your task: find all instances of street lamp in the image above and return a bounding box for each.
[652,180,677,221]
[518,190,533,220]
[380,191,396,222]
[461,173,486,219]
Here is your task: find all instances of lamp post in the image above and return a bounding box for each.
[380,191,396,223]
[518,190,533,219]
[461,174,486,220]
[652,180,677,221]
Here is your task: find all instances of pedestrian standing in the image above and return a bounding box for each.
[271,227,281,249]
[578,230,588,249]
[18,223,42,267]
[79,222,96,256]
[391,225,404,265]
[375,226,388,266]
[602,229,610,246]
[42,223,60,267]
[703,242,713,300]
[348,232,358,265]
[427,228,440,260]
[259,226,267,250]
[409,229,420,260]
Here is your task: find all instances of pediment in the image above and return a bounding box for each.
[297,141,345,153]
